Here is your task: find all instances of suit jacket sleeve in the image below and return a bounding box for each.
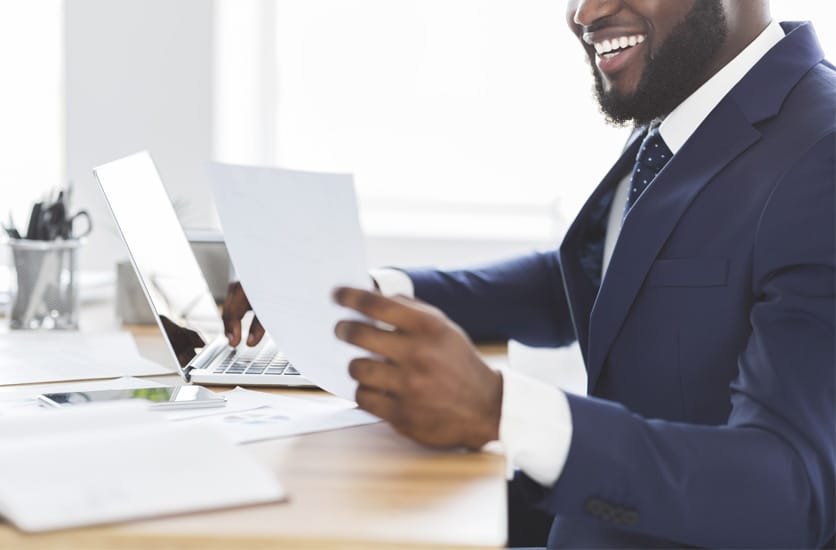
[518,132,836,547]
[404,250,576,347]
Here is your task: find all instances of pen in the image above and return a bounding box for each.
[42,196,66,241]
[26,202,43,240]
[56,191,70,239]
[65,181,74,212]
[3,225,20,239]
[4,213,21,239]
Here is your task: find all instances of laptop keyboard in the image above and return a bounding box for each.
[212,341,300,376]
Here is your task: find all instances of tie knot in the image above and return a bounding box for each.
[637,128,669,171]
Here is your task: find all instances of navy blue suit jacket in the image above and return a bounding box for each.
[406,22,835,548]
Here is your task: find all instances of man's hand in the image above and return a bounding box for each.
[221,281,265,346]
[159,315,205,367]
[333,286,503,450]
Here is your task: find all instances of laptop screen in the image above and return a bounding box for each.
[94,152,224,367]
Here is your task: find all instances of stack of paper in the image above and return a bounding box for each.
[0,401,285,532]
[166,387,379,444]
[0,331,171,386]
[0,380,380,445]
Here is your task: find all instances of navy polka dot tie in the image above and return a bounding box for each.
[624,126,672,216]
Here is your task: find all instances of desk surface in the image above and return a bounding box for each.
[0,303,507,549]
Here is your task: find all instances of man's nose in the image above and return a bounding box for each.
[572,0,622,27]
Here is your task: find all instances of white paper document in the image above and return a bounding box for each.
[167,387,379,444]
[208,163,372,401]
[1,381,378,444]
[0,331,172,386]
[0,401,285,532]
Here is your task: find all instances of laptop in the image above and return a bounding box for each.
[94,151,315,387]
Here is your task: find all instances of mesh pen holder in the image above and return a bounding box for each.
[7,238,85,330]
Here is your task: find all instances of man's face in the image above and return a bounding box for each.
[566,0,728,126]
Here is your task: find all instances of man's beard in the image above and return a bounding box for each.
[591,0,728,127]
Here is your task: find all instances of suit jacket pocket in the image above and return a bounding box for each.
[647,257,728,287]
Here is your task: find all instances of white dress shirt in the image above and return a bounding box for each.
[373,20,785,487]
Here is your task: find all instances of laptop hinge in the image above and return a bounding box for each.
[185,337,229,381]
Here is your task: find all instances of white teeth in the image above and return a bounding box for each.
[592,34,646,56]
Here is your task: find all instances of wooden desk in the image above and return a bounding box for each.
[0,303,508,549]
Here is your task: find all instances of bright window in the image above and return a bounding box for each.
[214,1,836,240]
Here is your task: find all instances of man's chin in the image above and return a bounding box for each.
[596,89,643,127]
[590,60,649,126]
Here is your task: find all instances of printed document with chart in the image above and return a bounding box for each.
[208,163,372,401]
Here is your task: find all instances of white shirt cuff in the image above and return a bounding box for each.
[369,268,571,486]
[498,369,573,487]
[369,268,415,298]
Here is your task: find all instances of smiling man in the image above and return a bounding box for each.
[586,0,762,126]
[225,0,835,547]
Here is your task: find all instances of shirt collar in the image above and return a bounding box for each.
[659,20,785,154]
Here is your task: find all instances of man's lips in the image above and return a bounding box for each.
[596,39,645,76]
[582,31,647,77]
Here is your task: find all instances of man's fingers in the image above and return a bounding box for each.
[247,317,266,346]
[221,291,242,345]
[186,328,205,348]
[333,287,433,333]
[355,385,398,421]
[222,282,250,346]
[222,309,242,346]
[335,320,410,360]
[348,357,402,394]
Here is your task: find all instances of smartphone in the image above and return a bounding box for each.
[38,386,227,410]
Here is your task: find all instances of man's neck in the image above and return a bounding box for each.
[658,20,785,155]
[700,10,772,91]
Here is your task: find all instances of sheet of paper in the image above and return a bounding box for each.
[0,379,378,445]
[208,163,372,401]
[167,387,379,444]
[0,401,285,532]
[0,331,172,386]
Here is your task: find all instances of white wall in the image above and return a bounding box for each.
[65,0,216,270]
[0,2,63,248]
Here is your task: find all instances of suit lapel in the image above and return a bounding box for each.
[559,129,644,365]
[585,100,761,391]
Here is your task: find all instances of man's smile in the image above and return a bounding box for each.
[583,31,648,76]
